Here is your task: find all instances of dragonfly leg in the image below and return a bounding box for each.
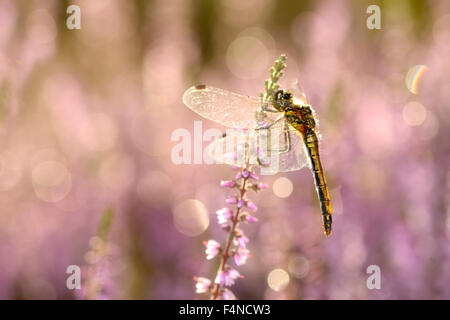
[278,120,291,154]
[255,113,285,130]
[255,118,291,169]
[262,108,279,113]
[255,107,279,124]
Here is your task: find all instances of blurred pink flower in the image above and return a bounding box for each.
[234,247,250,266]
[204,240,221,260]
[220,180,235,188]
[216,208,233,225]
[215,267,242,286]
[257,182,268,190]
[221,289,237,300]
[245,214,259,223]
[247,201,258,212]
[194,277,212,294]
[249,172,259,180]
[234,229,249,248]
[225,196,238,204]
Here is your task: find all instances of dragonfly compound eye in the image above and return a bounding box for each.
[284,93,292,100]
[274,90,284,101]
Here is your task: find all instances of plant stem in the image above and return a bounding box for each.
[211,166,249,300]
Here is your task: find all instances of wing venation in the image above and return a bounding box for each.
[182,85,263,129]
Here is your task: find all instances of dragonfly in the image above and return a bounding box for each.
[182,84,332,236]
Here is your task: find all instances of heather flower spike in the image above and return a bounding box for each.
[192,55,287,300]
[81,207,115,300]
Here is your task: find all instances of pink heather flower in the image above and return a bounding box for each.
[234,247,250,266]
[215,267,242,286]
[204,240,221,260]
[194,277,212,293]
[237,235,249,248]
[247,201,258,212]
[221,289,237,300]
[249,172,259,180]
[225,196,238,204]
[245,214,258,223]
[257,182,269,190]
[242,170,250,178]
[237,199,245,208]
[231,166,240,171]
[216,208,233,225]
[235,172,242,180]
[220,180,235,188]
[234,229,249,248]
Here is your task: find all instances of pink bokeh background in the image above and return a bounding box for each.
[0,0,449,299]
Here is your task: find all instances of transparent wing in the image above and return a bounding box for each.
[206,126,310,175]
[182,85,265,129]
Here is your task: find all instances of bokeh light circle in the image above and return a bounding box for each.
[172,199,209,237]
[32,161,72,202]
[267,268,290,291]
[272,177,293,198]
[402,102,427,127]
[226,36,269,79]
[288,255,310,279]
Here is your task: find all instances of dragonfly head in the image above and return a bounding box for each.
[273,90,293,111]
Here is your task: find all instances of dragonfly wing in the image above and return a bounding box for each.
[206,127,310,175]
[182,85,263,129]
[259,127,310,175]
[206,130,257,168]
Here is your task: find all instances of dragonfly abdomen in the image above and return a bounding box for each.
[304,130,333,236]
